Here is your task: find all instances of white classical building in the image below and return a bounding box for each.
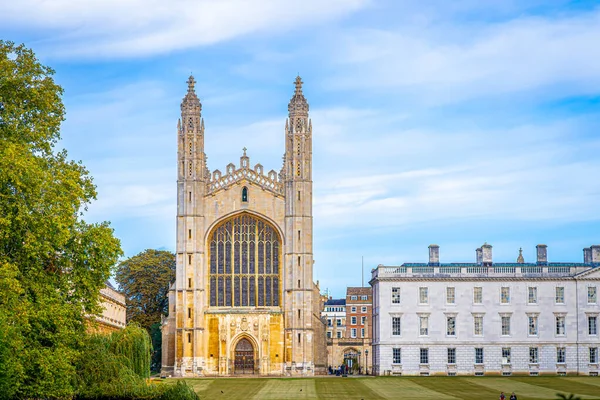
[371,244,600,376]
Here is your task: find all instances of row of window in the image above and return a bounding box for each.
[326,328,367,339]
[392,347,599,365]
[390,315,599,337]
[391,286,598,305]
[327,315,368,326]
[350,295,369,301]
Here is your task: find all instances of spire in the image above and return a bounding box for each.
[181,75,202,113]
[288,75,309,117]
[517,247,524,264]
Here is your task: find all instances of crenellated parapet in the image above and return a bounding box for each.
[207,148,284,196]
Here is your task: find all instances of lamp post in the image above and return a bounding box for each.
[365,349,369,375]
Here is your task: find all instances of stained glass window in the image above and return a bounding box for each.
[209,213,280,307]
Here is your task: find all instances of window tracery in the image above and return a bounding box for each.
[209,214,280,307]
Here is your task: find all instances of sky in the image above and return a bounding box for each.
[2,0,600,297]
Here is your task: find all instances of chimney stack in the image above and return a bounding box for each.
[584,247,592,263]
[482,243,492,266]
[428,244,440,266]
[476,247,483,265]
[536,244,548,265]
[592,245,600,264]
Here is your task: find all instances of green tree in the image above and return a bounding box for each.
[115,249,175,371]
[0,41,122,398]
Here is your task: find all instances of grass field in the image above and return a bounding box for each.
[165,376,600,400]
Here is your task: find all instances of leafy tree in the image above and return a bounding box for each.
[557,394,582,400]
[115,249,175,371]
[0,41,123,398]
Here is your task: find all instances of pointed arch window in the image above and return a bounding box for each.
[209,214,280,307]
[242,187,248,203]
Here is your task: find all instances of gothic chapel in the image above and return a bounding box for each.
[161,76,326,376]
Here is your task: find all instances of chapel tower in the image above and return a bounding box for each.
[283,76,315,367]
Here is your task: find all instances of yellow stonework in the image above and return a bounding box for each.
[161,76,326,377]
[88,283,126,334]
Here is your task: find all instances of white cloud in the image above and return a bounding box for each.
[0,0,368,58]
[327,8,600,102]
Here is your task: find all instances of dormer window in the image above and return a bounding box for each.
[242,187,248,202]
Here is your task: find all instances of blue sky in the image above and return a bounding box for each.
[2,0,600,297]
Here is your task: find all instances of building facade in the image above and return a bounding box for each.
[371,244,600,376]
[89,282,127,334]
[322,287,373,373]
[161,76,326,377]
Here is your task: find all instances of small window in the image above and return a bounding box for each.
[351,316,357,325]
[298,333,301,343]
[188,254,192,265]
[351,295,358,300]
[361,306,367,313]
[361,295,368,300]
[392,287,401,304]
[188,278,192,288]
[556,316,566,335]
[529,316,538,336]
[447,348,456,364]
[589,316,598,335]
[474,315,483,336]
[242,187,248,202]
[189,191,192,202]
[393,348,402,364]
[529,347,539,363]
[473,287,483,304]
[589,287,597,304]
[188,229,192,239]
[297,279,301,288]
[351,307,356,313]
[392,317,401,336]
[297,191,300,200]
[557,347,566,363]
[556,287,565,304]
[188,308,192,318]
[446,287,455,304]
[502,348,511,364]
[501,287,510,304]
[351,328,357,338]
[590,347,598,363]
[528,287,538,304]
[446,316,456,336]
[326,331,332,339]
[419,287,428,304]
[475,348,484,364]
[188,333,192,343]
[420,348,429,364]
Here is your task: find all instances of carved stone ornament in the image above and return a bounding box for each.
[240,317,249,332]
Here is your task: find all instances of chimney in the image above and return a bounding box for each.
[428,244,440,266]
[536,244,548,265]
[482,243,492,266]
[592,245,600,264]
[476,247,483,265]
[584,247,592,263]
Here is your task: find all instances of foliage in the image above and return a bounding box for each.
[150,322,163,373]
[76,326,198,400]
[115,249,175,331]
[0,40,123,398]
[557,394,582,400]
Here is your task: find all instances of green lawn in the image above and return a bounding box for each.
[164,376,600,400]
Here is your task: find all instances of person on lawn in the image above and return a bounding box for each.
[499,392,506,400]
[510,392,517,400]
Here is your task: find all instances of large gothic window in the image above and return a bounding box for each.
[209,213,280,307]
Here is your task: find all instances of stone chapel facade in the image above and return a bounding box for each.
[161,76,326,377]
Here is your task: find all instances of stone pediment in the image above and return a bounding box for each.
[575,266,600,280]
[207,149,283,196]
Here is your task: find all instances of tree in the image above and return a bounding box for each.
[0,41,123,398]
[115,249,175,371]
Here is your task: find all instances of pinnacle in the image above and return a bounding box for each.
[187,75,196,92]
[294,75,303,95]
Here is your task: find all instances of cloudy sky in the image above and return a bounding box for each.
[2,0,599,296]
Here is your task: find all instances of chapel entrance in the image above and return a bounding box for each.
[234,338,255,374]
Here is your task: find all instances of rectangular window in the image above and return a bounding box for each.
[528,287,538,304]
[188,229,192,239]
[351,328,357,338]
[419,316,429,336]
[361,295,368,300]
[188,308,191,318]
[336,331,342,339]
[361,316,366,325]
[188,254,192,265]
[557,347,566,363]
[502,348,511,364]
[420,348,429,364]
[501,287,510,304]
[556,287,565,304]
[591,347,598,364]
[298,333,301,344]
[351,307,357,313]
[326,331,332,339]
[447,348,456,364]
[589,287,597,304]
[474,287,483,304]
[187,333,191,343]
[528,316,538,336]
[351,316,357,325]
[589,316,598,335]
[447,316,456,336]
[351,295,358,300]
[446,287,455,304]
[501,316,511,336]
[392,317,401,336]
[327,319,332,327]
[361,328,365,338]
[475,348,484,364]
[392,287,401,304]
[393,348,401,364]
[336,319,342,327]
[361,306,367,313]
[188,277,192,288]
[474,315,483,336]
[529,347,539,363]
[419,287,428,304]
[556,316,566,335]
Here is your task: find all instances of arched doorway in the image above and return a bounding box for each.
[234,338,255,374]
